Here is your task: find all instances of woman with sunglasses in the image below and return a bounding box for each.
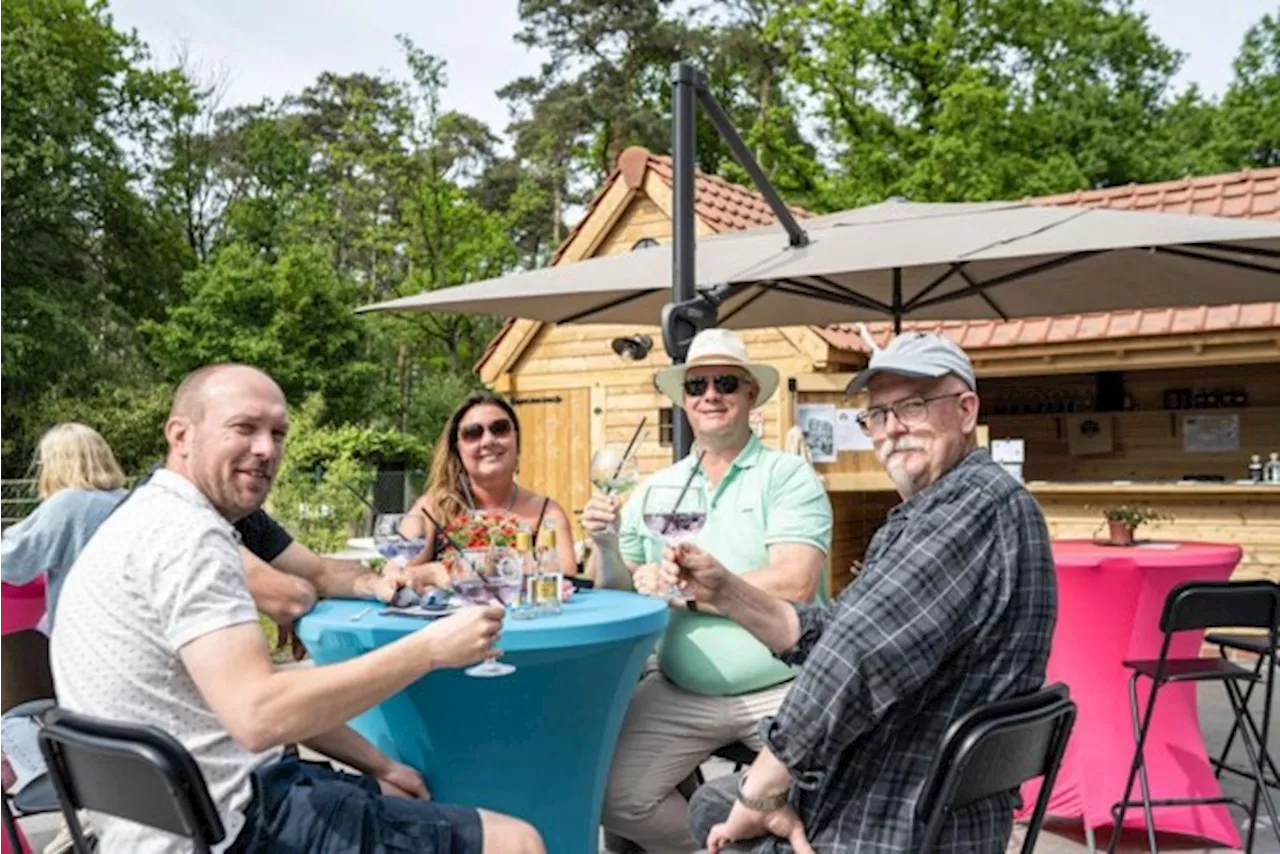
[399,391,578,588]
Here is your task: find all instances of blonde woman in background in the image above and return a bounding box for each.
[400,391,577,587]
[1,424,129,851]
[2,423,129,627]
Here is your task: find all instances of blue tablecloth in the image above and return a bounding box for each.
[296,590,668,854]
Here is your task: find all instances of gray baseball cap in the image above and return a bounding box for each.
[845,331,977,395]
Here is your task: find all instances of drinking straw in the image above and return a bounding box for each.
[662,450,707,535]
[612,417,648,480]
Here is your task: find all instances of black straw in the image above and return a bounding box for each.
[612,417,648,480]
[663,450,706,534]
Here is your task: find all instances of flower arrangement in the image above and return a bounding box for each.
[444,510,522,550]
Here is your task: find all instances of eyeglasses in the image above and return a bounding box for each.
[459,418,514,443]
[683,374,743,398]
[856,393,965,434]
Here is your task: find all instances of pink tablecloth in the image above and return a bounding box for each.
[1018,540,1243,848]
[1,577,46,636]
[1,580,45,854]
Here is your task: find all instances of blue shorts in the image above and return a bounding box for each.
[228,755,484,853]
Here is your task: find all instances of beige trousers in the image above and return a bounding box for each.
[602,663,790,854]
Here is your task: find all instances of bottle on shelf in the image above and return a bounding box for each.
[1248,454,1264,483]
[1265,452,1280,485]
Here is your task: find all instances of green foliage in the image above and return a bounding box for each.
[140,243,379,424]
[1100,505,1173,529]
[267,395,428,554]
[21,382,173,475]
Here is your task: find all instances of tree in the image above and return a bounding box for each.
[141,243,379,424]
[1,0,193,474]
[774,0,1187,206]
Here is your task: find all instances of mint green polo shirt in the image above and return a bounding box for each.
[618,435,833,696]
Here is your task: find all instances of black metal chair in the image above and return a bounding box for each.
[916,683,1076,854]
[1108,580,1279,854]
[36,707,225,854]
[0,635,61,854]
[2,699,62,853]
[1207,631,1279,791]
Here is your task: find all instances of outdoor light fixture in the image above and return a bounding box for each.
[611,334,654,361]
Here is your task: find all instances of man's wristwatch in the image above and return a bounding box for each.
[736,771,790,812]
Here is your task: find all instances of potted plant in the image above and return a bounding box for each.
[1100,505,1171,546]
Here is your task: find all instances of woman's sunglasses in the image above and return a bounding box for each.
[458,418,514,444]
[682,374,743,398]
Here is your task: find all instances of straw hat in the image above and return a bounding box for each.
[654,329,780,409]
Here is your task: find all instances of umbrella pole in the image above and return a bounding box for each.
[668,63,700,460]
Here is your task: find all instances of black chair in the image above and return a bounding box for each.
[1108,580,1280,854]
[36,707,225,854]
[1207,631,1279,790]
[916,684,1076,854]
[3,699,62,854]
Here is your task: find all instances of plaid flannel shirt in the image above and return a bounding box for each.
[757,448,1057,853]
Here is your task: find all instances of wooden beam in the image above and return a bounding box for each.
[792,373,857,392]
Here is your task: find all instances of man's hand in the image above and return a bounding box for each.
[661,543,734,605]
[416,605,504,669]
[707,801,814,854]
[580,492,620,543]
[354,564,407,603]
[402,560,453,593]
[374,760,430,800]
[631,563,665,596]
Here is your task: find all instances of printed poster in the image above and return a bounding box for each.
[796,403,837,463]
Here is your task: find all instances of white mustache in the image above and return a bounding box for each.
[877,437,928,464]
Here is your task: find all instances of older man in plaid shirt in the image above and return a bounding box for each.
[667,332,1057,853]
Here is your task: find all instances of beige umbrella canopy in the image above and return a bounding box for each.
[356,199,1280,328]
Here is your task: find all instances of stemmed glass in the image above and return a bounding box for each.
[590,446,639,534]
[641,485,708,600]
[372,513,426,563]
[457,551,517,678]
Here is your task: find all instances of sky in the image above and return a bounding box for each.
[107,0,1269,140]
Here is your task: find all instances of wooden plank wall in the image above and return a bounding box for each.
[1033,492,1280,585]
[829,491,899,594]
[983,362,1280,482]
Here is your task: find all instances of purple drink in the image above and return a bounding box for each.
[376,538,426,562]
[453,576,491,605]
[643,512,706,543]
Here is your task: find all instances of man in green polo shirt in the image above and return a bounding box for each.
[583,328,832,854]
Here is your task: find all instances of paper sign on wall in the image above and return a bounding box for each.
[835,408,874,451]
[796,403,837,463]
[1183,414,1239,453]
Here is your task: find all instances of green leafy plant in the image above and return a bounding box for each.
[1100,505,1173,531]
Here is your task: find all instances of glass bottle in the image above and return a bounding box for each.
[512,523,537,619]
[534,520,563,615]
[1265,452,1280,485]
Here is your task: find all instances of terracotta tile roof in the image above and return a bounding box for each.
[815,168,1280,354]
[477,147,811,372]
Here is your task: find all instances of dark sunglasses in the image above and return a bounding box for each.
[458,418,514,443]
[683,374,743,398]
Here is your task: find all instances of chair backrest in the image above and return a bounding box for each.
[916,684,1076,854]
[36,707,224,852]
[1160,580,1279,635]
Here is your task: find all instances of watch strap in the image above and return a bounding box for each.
[736,771,790,812]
